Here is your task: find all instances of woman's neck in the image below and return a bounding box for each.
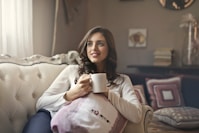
[96,63,105,73]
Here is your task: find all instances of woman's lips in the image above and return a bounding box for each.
[91,52,99,57]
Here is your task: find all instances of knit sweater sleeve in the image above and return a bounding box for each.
[108,74,142,123]
[36,65,79,112]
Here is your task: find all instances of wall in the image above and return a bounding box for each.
[51,0,87,55]
[86,0,199,73]
[33,0,199,73]
[33,0,55,56]
[33,0,87,56]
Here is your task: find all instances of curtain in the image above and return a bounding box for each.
[51,0,84,56]
[52,0,78,55]
[0,0,33,57]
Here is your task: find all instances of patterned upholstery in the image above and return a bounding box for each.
[154,107,199,129]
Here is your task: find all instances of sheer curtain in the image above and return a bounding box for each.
[0,0,33,57]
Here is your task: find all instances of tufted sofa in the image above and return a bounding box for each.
[0,51,153,133]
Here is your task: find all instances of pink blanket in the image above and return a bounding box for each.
[51,93,127,133]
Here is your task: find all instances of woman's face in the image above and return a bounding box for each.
[86,32,108,68]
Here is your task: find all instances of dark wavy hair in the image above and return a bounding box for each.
[77,26,120,84]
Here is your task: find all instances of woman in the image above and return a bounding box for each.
[22,26,142,133]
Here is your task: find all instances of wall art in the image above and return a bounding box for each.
[128,28,147,48]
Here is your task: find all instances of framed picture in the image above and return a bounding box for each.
[128,28,147,48]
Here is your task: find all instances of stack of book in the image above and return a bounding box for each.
[153,48,174,66]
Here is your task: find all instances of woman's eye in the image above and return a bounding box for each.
[87,41,106,47]
[97,42,105,46]
[87,42,92,46]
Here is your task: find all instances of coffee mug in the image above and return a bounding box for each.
[90,73,107,93]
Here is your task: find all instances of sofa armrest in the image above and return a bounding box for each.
[123,105,153,133]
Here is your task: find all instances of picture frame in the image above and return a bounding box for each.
[128,28,147,48]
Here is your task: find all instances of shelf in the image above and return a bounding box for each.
[127,65,199,75]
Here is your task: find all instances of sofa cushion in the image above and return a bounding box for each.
[146,77,184,110]
[134,85,147,105]
[154,107,199,129]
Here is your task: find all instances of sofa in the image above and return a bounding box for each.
[0,50,153,133]
[126,72,199,133]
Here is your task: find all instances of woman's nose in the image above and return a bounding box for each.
[91,43,98,50]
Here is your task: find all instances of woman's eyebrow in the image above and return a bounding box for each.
[87,40,106,43]
[97,40,106,43]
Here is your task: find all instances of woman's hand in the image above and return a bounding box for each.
[64,74,92,101]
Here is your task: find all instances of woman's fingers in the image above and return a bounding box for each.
[75,74,92,96]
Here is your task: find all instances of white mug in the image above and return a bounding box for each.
[90,73,107,93]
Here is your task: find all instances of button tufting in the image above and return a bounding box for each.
[15,94,20,101]
[19,73,24,80]
[37,72,42,78]
[0,71,5,80]
[0,75,5,80]
[32,92,36,99]
[0,72,5,80]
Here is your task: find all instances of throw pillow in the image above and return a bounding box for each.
[154,107,199,129]
[51,93,127,133]
[146,77,184,110]
[134,85,147,105]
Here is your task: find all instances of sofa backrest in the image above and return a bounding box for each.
[0,51,80,133]
[0,63,66,133]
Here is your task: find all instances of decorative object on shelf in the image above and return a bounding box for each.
[128,28,147,48]
[153,48,174,66]
[159,0,195,10]
[180,13,199,66]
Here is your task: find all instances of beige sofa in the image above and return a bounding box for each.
[0,51,153,133]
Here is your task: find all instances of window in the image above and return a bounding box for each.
[0,0,33,57]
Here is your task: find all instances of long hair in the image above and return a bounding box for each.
[77,26,120,84]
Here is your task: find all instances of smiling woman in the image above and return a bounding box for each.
[159,0,195,10]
